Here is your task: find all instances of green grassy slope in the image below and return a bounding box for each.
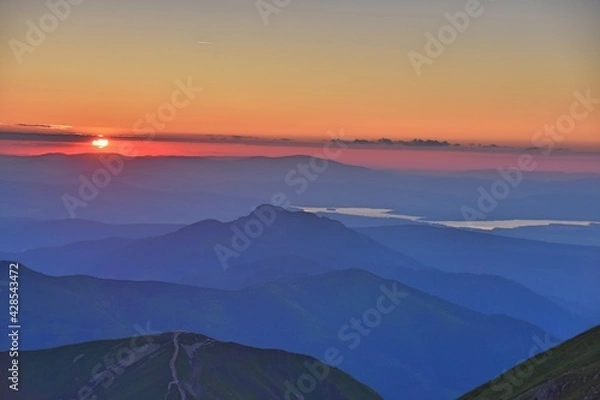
[460,326,600,400]
[0,332,382,400]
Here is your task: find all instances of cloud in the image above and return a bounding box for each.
[16,123,72,130]
[340,138,456,147]
[0,133,90,143]
[0,131,585,154]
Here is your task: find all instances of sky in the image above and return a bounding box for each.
[0,0,599,163]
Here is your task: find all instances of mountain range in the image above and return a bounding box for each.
[359,224,600,320]
[2,154,600,223]
[2,207,592,339]
[1,154,598,400]
[2,262,558,399]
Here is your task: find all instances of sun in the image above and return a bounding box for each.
[92,135,109,149]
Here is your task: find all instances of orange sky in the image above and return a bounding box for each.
[1,0,599,149]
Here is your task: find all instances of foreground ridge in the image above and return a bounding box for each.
[460,326,600,400]
[0,332,382,400]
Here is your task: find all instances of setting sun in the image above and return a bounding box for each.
[92,136,109,149]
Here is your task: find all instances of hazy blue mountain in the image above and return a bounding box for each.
[3,207,592,338]
[389,269,592,340]
[0,177,252,224]
[0,332,382,400]
[1,237,136,275]
[359,224,600,319]
[0,218,182,252]
[2,262,558,399]
[488,223,600,247]
[2,154,598,399]
[3,206,426,283]
[2,154,600,223]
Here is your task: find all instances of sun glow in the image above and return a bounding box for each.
[92,136,109,149]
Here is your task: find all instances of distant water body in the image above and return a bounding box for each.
[298,206,597,231]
